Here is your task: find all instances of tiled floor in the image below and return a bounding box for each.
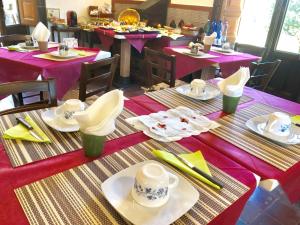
[237,186,300,225]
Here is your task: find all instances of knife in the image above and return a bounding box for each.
[16,117,43,141]
[169,151,223,189]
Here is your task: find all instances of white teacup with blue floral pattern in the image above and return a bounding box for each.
[264,112,291,136]
[132,163,179,208]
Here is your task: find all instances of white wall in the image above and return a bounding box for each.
[46,0,111,22]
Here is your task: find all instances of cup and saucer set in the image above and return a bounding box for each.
[246,111,300,145]
[41,99,86,132]
[176,79,221,101]
[101,161,199,225]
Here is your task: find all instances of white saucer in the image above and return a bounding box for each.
[176,84,220,100]
[41,109,80,132]
[246,115,300,145]
[101,160,199,225]
[18,42,39,50]
[49,51,78,58]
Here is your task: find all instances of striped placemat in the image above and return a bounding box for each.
[0,108,138,167]
[15,139,249,225]
[210,103,300,171]
[145,85,252,115]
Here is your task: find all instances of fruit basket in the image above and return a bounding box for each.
[118,9,140,25]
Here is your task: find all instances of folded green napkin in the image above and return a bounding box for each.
[291,115,300,126]
[152,150,221,190]
[73,50,86,56]
[3,115,51,143]
[7,45,20,51]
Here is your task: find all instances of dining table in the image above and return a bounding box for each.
[0,96,258,225]
[0,46,100,100]
[163,46,261,79]
[95,28,161,83]
[131,79,300,203]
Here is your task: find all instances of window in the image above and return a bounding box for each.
[276,0,300,54]
[3,0,20,26]
[236,0,276,47]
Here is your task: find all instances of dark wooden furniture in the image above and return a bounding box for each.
[0,79,57,115]
[50,25,81,43]
[144,47,176,88]
[79,54,120,101]
[247,59,282,91]
[0,34,27,46]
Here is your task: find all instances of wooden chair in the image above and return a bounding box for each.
[0,79,57,116]
[144,47,176,89]
[79,54,120,101]
[0,34,28,47]
[247,59,282,91]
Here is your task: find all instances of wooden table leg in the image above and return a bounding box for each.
[120,39,131,79]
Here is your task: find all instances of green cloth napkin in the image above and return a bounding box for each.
[152,150,221,190]
[3,115,51,143]
[7,45,20,51]
[291,115,300,126]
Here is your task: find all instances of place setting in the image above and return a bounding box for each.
[0,90,139,167]
[146,68,253,115]
[14,139,249,225]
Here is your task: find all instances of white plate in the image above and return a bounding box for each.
[176,84,221,100]
[101,160,199,225]
[18,42,39,50]
[246,115,300,145]
[41,109,80,132]
[49,51,78,58]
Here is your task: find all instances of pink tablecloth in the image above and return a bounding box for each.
[163,46,260,78]
[0,99,256,225]
[131,85,300,203]
[0,47,99,99]
[95,28,158,53]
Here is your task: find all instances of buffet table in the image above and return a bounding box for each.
[0,98,257,225]
[0,47,99,99]
[163,47,260,78]
[95,28,161,82]
[131,80,300,203]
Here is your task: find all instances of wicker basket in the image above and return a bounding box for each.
[118,9,140,25]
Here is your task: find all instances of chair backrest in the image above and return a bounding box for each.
[79,54,120,101]
[248,59,282,91]
[0,79,57,115]
[0,34,28,47]
[144,47,176,88]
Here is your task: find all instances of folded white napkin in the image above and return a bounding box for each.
[73,90,124,136]
[126,106,220,142]
[218,67,250,97]
[32,22,51,42]
[203,32,217,46]
[94,51,112,61]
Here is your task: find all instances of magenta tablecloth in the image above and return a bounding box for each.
[0,99,256,225]
[131,83,300,203]
[163,46,260,78]
[0,47,99,99]
[95,28,158,53]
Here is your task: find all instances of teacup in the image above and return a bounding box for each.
[132,163,179,208]
[58,44,69,56]
[55,99,85,125]
[264,112,291,136]
[190,79,206,96]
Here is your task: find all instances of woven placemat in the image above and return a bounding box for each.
[145,85,252,115]
[15,139,249,225]
[210,103,300,171]
[0,108,138,167]
[33,50,96,62]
